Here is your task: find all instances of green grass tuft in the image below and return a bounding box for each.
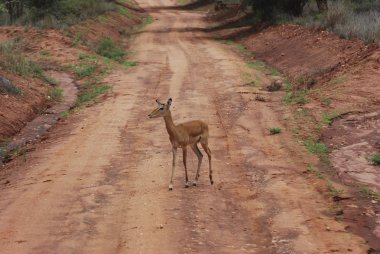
[269,127,282,135]
[370,153,380,165]
[96,37,125,62]
[123,61,137,68]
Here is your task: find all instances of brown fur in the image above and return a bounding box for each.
[148,98,213,190]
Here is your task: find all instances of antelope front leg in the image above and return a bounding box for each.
[169,147,177,191]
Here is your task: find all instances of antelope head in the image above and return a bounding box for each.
[148,98,172,118]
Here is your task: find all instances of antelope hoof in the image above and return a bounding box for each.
[185,182,190,188]
[169,184,173,191]
[193,180,198,186]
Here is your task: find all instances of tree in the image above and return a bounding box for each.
[316,0,328,12]
[4,0,23,23]
[280,0,308,16]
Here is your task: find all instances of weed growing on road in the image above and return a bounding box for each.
[269,127,282,135]
[124,61,138,69]
[369,153,380,165]
[76,83,111,106]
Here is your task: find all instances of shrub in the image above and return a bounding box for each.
[48,87,63,101]
[370,153,380,165]
[74,62,97,78]
[96,37,125,62]
[77,83,111,105]
[269,127,282,135]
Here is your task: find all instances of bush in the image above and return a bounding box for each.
[293,0,380,43]
[370,153,380,165]
[96,37,125,62]
[269,127,282,135]
[334,10,380,43]
[0,0,117,26]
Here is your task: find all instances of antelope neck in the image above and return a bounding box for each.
[163,110,177,139]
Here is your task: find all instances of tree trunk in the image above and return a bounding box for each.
[316,0,328,12]
[5,0,24,24]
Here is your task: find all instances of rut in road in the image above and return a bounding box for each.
[0,0,368,253]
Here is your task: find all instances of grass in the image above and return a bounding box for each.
[307,163,324,179]
[246,60,267,72]
[40,50,51,57]
[291,0,380,43]
[236,44,247,52]
[71,33,85,47]
[96,37,125,62]
[123,61,138,69]
[269,127,282,135]
[327,181,344,196]
[79,53,98,60]
[283,89,308,105]
[143,15,154,25]
[221,39,234,45]
[369,153,380,165]
[73,62,97,78]
[321,112,341,125]
[60,111,70,118]
[329,75,349,85]
[322,97,333,106]
[303,137,329,163]
[359,186,380,200]
[76,83,111,106]
[48,87,63,102]
[0,38,57,85]
[118,6,136,19]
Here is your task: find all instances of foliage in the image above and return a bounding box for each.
[369,153,380,165]
[123,61,137,68]
[283,89,308,105]
[96,37,125,62]
[76,83,111,106]
[48,87,63,101]
[74,62,97,78]
[303,137,329,163]
[269,127,282,135]
[0,0,117,26]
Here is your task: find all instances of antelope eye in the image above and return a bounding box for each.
[159,107,164,111]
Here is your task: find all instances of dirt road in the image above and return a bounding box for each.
[0,0,369,253]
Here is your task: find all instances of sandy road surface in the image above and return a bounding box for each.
[0,0,369,253]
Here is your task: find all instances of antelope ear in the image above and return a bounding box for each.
[167,98,172,108]
[156,99,162,106]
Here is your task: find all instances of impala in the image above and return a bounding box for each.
[148,98,213,190]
